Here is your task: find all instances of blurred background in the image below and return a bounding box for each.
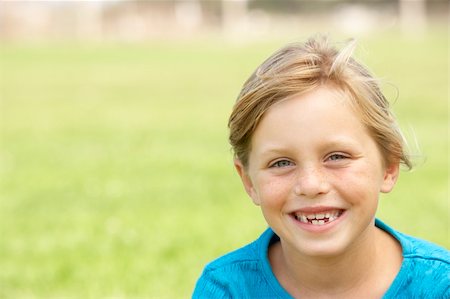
[0,1,448,298]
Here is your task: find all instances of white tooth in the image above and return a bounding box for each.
[316,213,324,219]
[301,215,308,223]
[312,220,319,225]
[325,213,330,218]
[329,215,336,222]
[318,220,325,225]
[306,214,316,220]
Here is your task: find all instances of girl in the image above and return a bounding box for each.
[193,36,449,298]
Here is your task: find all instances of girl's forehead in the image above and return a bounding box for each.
[257,87,361,132]
[264,85,355,118]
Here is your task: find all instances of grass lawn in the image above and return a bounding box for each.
[1,30,448,298]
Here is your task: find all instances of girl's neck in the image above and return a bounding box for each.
[269,226,402,299]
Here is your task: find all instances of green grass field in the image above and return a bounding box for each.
[1,30,448,298]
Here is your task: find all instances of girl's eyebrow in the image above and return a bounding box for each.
[256,144,292,156]
[321,138,360,149]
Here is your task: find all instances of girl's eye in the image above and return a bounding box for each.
[270,160,293,168]
[327,153,348,161]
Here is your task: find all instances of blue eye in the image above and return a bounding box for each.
[271,160,293,168]
[327,154,347,161]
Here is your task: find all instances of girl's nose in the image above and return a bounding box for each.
[294,166,330,198]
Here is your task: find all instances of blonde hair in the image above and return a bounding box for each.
[228,36,412,170]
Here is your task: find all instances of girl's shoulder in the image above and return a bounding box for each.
[376,218,449,263]
[377,219,450,298]
[201,228,274,273]
[193,228,288,299]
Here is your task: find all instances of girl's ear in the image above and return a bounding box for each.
[380,162,400,193]
[234,159,260,205]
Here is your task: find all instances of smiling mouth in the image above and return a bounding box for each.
[292,210,344,226]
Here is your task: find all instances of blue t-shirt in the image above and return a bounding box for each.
[193,219,450,298]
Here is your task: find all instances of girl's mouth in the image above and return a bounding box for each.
[292,209,344,226]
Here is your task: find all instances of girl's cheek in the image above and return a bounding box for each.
[259,177,293,205]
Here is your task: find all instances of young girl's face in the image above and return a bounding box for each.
[235,86,399,258]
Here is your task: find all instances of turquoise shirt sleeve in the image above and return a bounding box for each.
[192,268,231,298]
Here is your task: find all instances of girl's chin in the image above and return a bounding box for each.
[282,238,352,260]
[297,245,348,259]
